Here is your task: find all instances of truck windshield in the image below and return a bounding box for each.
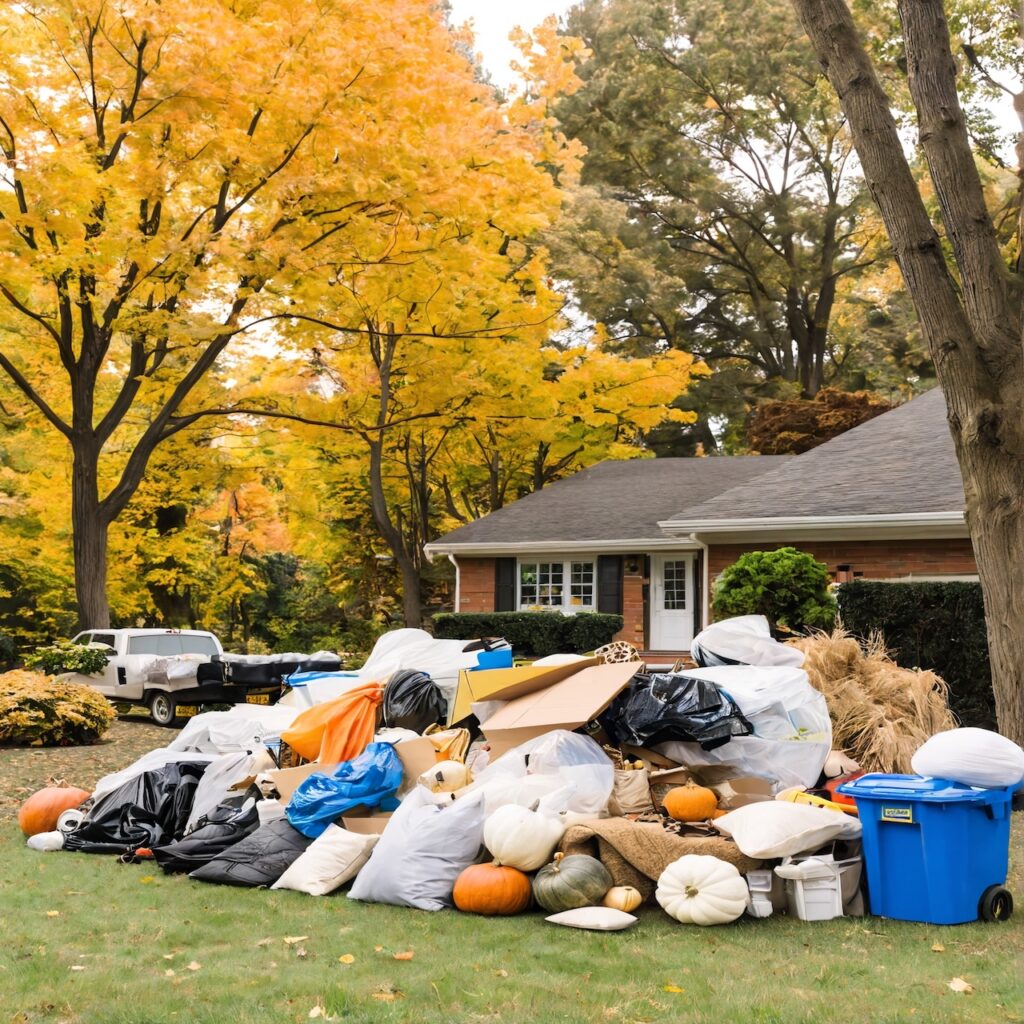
[127,635,219,657]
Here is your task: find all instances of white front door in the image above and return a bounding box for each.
[650,554,695,650]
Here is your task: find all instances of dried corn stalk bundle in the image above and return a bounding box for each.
[788,629,956,774]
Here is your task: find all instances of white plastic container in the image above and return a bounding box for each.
[774,854,862,921]
[745,869,786,918]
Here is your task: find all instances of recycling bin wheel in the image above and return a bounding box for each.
[979,885,1013,922]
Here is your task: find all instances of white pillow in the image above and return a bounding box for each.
[545,907,637,931]
[911,728,1024,789]
[271,825,379,896]
[715,801,861,859]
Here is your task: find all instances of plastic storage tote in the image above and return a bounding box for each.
[838,774,1016,925]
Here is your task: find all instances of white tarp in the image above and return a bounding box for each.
[168,703,303,754]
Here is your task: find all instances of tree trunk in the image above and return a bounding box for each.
[790,0,1024,742]
[71,443,111,629]
[398,556,423,629]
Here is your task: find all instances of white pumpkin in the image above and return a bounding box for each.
[484,800,566,871]
[656,854,749,926]
[418,759,470,793]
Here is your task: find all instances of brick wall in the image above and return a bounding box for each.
[706,538,977,582]
[457,557,496,612]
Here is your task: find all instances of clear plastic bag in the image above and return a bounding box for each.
[469,730,614,817]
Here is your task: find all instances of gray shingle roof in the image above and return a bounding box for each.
[429,455,789,548]
[668,388,964,524]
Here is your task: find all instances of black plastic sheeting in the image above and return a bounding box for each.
[63,761,208,855]
[382,669,445,733]
[189,818,313,887]
[600,672,753,751]
[151,798,261,873]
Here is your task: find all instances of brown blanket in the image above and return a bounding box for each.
[559,818,762,902]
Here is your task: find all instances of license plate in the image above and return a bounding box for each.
[176,705,199,718]
[246,693,271,705]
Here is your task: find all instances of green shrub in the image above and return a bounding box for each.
[26,640,110,676]
[837,580,995,729]
[431,612,624,658]
[0,669,116,746]
[711,547,837,633]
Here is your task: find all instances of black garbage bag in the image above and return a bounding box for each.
[63,761,208,855]
[382,669,445,733]
[151,798,261,873]
[600,672,753,751]
[188,817,312,887]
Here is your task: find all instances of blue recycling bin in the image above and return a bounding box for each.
[838,774,1017,924]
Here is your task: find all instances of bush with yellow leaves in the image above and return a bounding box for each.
[0,670,115,746]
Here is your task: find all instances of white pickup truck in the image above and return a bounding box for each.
[69,628,274,726]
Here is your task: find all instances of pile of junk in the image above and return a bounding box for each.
[18,618,1024,930]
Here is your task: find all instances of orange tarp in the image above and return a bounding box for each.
[281,681,384,763]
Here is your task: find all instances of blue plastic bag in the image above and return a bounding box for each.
[286,742,403,838]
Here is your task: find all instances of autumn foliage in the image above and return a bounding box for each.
[0,670,115,747]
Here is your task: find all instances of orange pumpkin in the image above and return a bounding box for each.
[453,862,532,916]
[18,785,90,837]
[711,808,727,819]
[662,782,718,822]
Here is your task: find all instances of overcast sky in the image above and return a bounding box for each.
[447,0,576,88]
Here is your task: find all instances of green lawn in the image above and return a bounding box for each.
[1,721,1022,1024]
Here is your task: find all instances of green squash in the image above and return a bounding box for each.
[532,853,613,913]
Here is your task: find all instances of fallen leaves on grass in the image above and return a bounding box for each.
[283,935,309,945]
[948,978,974,995]
[371,986,405,1003]
[70,965,86,972]
[931,943,945,953]
[338,954,356,965]
[663,985,684,994]
[256,938,272,947]
[393,951,414,961]
[494,969,509,978]
[45,911,60,918]
[186,961,202,972]
[295,947,308,959]
[164,970,176,978]
[308,1006,336,1020]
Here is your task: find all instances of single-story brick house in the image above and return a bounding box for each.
[423,389,975,655]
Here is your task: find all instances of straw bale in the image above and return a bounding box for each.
[788,628,957,774]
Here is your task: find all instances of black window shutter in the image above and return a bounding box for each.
[494,557,517,611]
[693,550,704,631]
[597,555,623,615]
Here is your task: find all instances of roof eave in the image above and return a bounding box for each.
[423,537,701,559]
[658,511,969,542]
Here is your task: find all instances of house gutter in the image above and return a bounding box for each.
[657,511,967,541]
[423,537,701,558]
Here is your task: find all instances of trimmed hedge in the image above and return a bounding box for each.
[0,669,116,746]
[432,612,624,658]
[836,580,995,729]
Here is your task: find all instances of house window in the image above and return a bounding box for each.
[519,559,595,613]
[662,559,687,610]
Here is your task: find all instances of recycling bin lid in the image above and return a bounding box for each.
[837,773,998,802]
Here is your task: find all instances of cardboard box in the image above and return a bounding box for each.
[341,807,393,834]
[265,736,439,801]
[448,658,601,726]
[481,661,638,751]
[707,776,773,809]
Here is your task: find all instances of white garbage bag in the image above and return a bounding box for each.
[185,747,277,832]
[911,727,1024,789]
[655,665,832,790]
[348,788,486,911]
[168,703,302,754]
[691,615,806,669]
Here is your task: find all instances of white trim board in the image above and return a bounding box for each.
[424,538,701,559]
[658,511,968,541]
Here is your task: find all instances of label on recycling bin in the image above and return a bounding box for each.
[881,806,914,824]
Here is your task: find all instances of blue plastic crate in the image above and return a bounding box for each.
[838,774,1016,924]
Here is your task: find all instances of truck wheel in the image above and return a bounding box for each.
[148,692,178,727]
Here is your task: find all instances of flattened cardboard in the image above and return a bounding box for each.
[649,767,695,812]
[480,660,638,748]
[267,760,339,801]
[448,658,601,726]
[707,776,773,809]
